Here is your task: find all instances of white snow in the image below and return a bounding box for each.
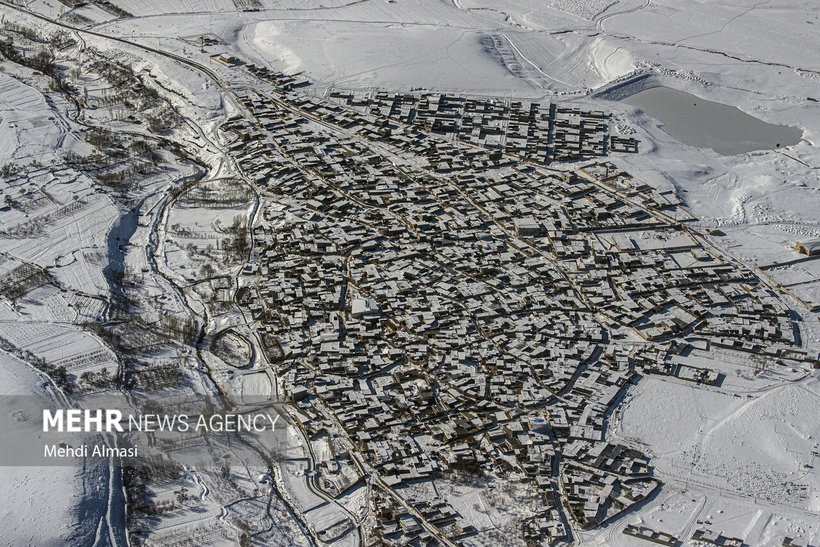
[0,352,91,546]
[245,20,537,95]
[609,374,820,545]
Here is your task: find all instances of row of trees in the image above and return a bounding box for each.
[222,215,250,262]
[0,333,73,392]
[0,37,53,75]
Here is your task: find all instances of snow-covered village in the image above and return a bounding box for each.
[0,1,819,546]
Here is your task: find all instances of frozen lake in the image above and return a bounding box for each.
[623,86,802,155]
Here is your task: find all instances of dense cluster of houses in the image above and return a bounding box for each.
[211,62,818,544]
[324,89,614,164]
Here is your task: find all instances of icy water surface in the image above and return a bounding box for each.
[623,86,802,155]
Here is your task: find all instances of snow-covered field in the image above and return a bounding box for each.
[75,0,635,96]
[246,20,535,94]
[0,73,69,166]
[0,352,107,546]
[593,374,820,546]
[618,376,819,510]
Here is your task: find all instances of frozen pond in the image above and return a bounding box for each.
[623,86,802,155]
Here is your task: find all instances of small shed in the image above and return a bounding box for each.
[795,240,820,256]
